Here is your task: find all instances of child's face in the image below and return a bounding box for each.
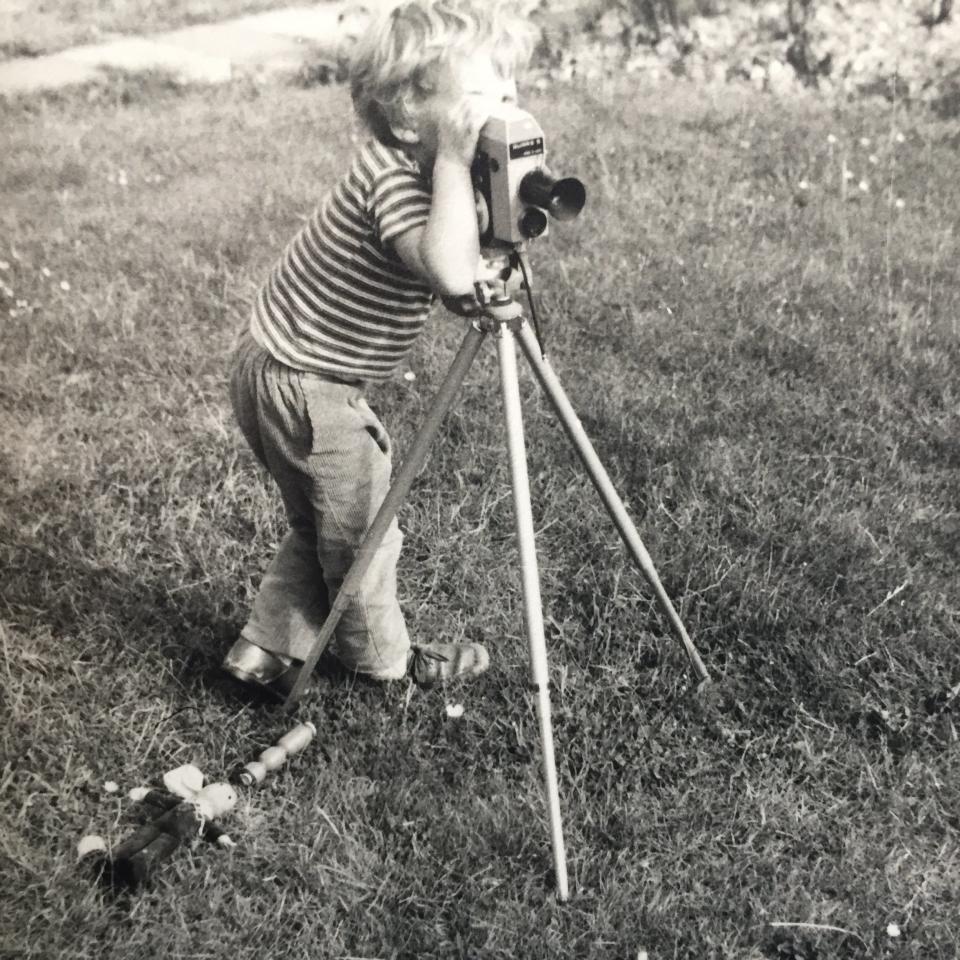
[407,49,518,161]
[444,49,519,115]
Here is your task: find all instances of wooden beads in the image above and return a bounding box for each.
[236,722,317,787]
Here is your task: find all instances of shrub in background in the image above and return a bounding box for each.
[531,0,960,112]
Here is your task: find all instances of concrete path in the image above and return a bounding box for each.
[0,3,355,94]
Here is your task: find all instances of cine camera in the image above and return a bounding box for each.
[472,105,586,246]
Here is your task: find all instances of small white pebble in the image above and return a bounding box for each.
[859,137,871,147]
[895,132,905,144]
[886,922,901,938]
[103,780,119,793]
[445,703,465,719]
[858,180,870,192]
[403,370,416,381]
[797,179,810,190]
[827,133,838,145]
[868,154,878,164]
[41,267,51,278]
[60,280,71,291]
[894,198,906,209]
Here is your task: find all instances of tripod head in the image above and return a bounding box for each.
[441,246,529,323]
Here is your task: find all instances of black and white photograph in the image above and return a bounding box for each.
[1,1,958,956]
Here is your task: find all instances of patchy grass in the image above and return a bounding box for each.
[0,0,317,61]
[1,75,959,960]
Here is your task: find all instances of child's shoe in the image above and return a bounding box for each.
[407,642,489,687]
[222,637,302,699]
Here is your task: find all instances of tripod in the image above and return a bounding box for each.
[284,289,710,902]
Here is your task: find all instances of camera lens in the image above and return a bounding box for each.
[518,207,548,239]
[519,170,586,222]
[548,177,587,222]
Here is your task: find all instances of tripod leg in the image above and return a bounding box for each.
[496,324,570,902]
[514,321,710,685]
[284,322,488,708]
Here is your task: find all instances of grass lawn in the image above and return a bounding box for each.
[0,0,321,60]
[1,71,959,959]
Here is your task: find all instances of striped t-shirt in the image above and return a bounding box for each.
[250,141,435,381]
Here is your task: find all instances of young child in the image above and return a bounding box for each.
[223,0,535,696]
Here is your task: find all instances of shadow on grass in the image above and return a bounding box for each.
[2,534,227,659]
[0,524,404,715]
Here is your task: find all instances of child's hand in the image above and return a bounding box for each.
[476,250,510,284]
[436,96,490,167]
[476,250,526,298]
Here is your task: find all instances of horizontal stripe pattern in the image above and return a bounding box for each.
[252,141,434,380]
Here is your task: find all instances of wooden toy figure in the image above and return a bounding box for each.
[78,722,316,891]
[79,777,238,890]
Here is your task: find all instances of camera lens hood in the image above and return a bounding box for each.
[519,169,587,222]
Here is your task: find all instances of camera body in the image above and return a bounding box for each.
[473,105,585,247]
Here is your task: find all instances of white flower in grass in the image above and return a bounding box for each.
[445,703,464,719]
[894,197,906,209]
[797,179,810,190]
[858,180,870,193]
[827,133,838,145]
[895,131,906,144]
[60,280,71,291]
[868,154,879,165]
[41,267,51,278]
[403,370,416,381]
[887,922,901,938]
[859,137,871,147]
[842,168,854,181]
[103,781,119,793]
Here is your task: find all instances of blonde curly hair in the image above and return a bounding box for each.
[348,0,537,145]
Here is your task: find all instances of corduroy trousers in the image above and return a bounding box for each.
[229,330,410,679]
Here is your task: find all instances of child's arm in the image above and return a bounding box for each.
[393,100,489,296]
